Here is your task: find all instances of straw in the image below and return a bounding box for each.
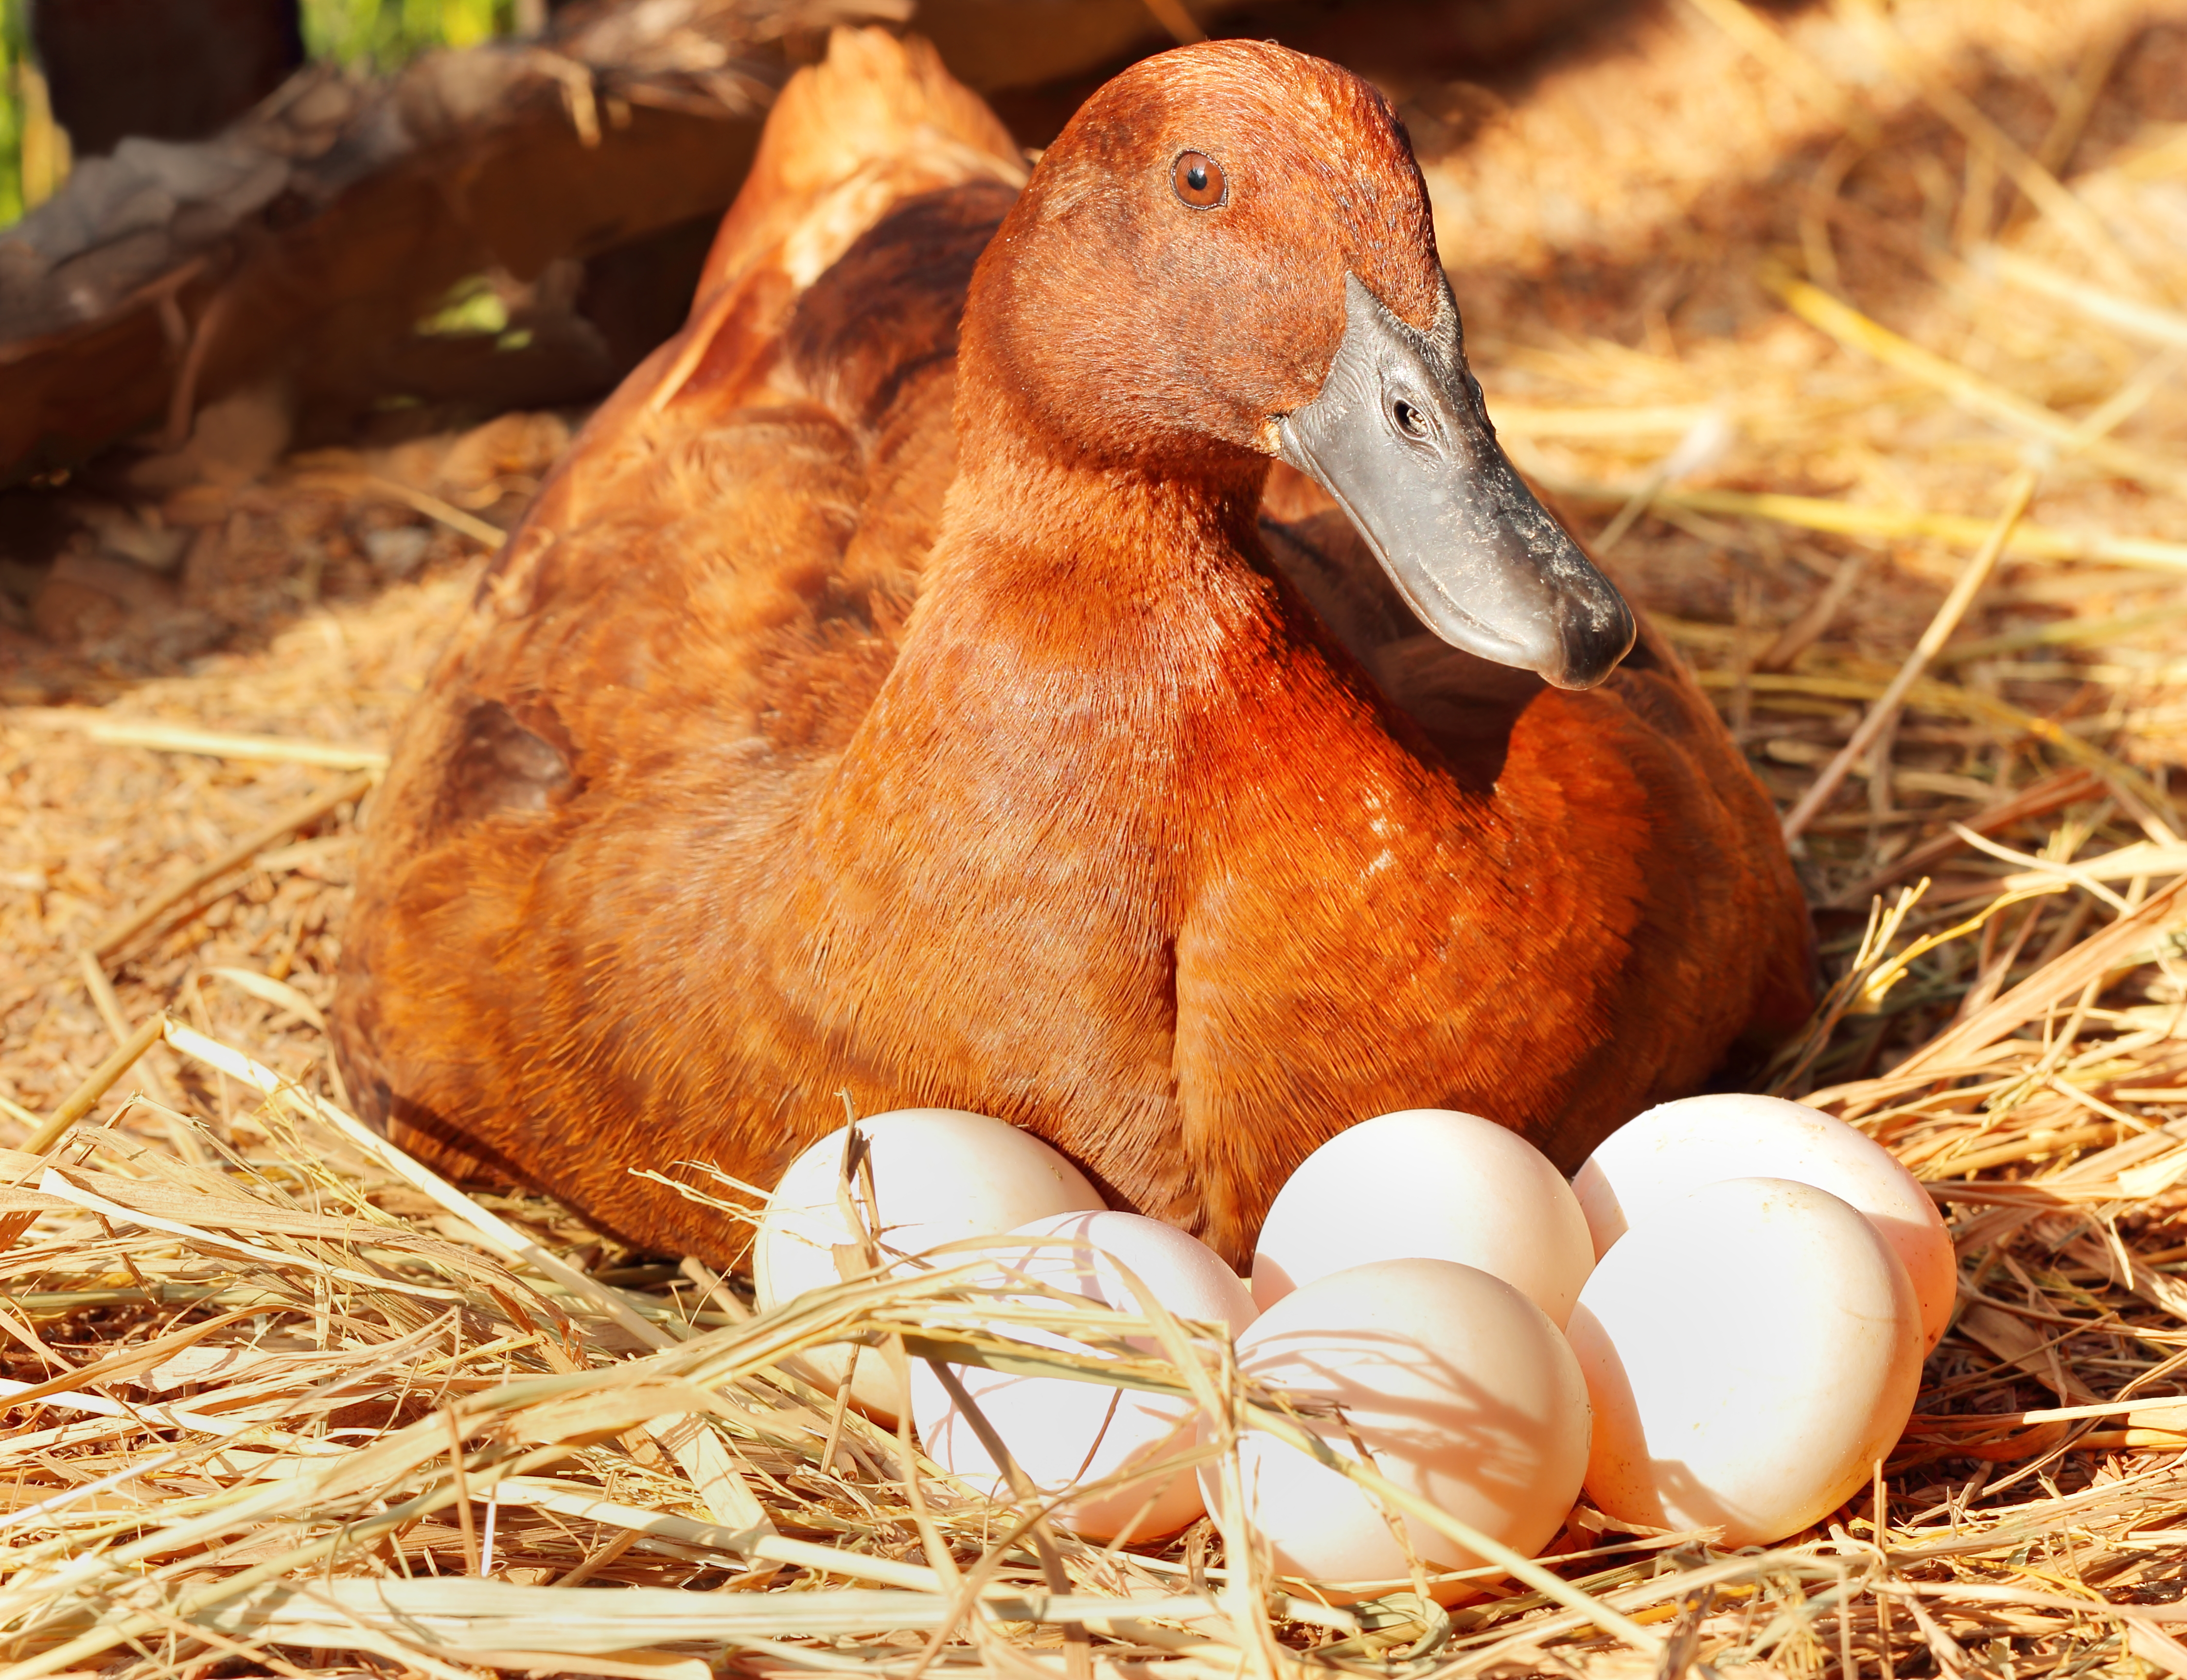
[13,1015,166,1156]
[89,771,378,960]
[5,4,2187,1677]
[1780,466,2039,843]
[12,712,390,770]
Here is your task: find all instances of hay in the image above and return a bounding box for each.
[5,0,2187,1674]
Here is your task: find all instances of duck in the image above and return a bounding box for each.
[331,27,1813,1273]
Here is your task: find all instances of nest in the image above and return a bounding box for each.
[4,0,2187,1675]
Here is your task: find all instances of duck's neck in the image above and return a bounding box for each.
[815,443,1473,870]
[916,450,1278,699]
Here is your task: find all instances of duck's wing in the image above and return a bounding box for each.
[689,27,1024,311]
[334,31,1024,1175]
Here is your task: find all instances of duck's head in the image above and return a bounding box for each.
[960,38,1634,691]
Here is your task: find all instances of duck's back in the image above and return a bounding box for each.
[334,34,1026,1187]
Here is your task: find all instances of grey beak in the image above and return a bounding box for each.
[1276,273,1635,690]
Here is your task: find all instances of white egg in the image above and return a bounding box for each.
[1573,1092,1954,1350]
[1568,1176,1923,1547]
[1252,1110,1594,1328]
[1205,1258,1590,1602]
[754,1110,1104,1422]
[912,1211,1256,1542]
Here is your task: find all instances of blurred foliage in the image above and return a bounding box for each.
[301,0,517,70]
[0,0,28,228]
[0,0,521,233]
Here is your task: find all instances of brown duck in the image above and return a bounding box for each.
[333,29,1812,1271]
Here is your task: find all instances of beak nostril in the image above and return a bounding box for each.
[1283,273,1633,686]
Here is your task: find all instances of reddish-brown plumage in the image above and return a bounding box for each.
[333,30,1812,1271]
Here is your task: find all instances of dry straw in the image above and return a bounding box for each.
[6,0,2187,1675]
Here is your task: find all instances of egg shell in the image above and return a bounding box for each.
[1205,1257,1590,1601]
[755,1110,1104,1422]
[1574,1092,1955,1351]
[1251,1109,1594,1328]
[1568,1176,1923,1547]
[912,1211,1256,1542]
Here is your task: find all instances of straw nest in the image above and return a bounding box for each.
[5,0,2187,1675]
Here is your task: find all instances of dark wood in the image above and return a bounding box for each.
[0,3,838,481]
[32,0,304,155]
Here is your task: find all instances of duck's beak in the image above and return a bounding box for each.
[1275,273,1635,690]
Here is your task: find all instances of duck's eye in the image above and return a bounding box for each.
[1172,151,1226,209]
[1393,398,1431,440]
